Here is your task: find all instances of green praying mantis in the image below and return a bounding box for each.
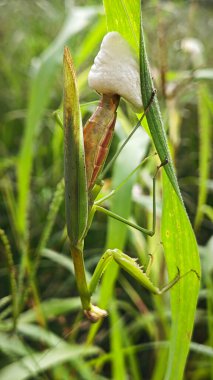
[62,32,196,322]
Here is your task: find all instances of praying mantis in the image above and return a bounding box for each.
[63,32,195,322]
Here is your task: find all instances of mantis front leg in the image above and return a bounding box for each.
[89,249,171,296]
[74,243,198,322]
[88,249,198,318]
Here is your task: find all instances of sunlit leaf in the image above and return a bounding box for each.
[194,83,212,230]
[139,5,201,379]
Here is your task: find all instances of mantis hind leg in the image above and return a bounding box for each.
[158,268,200,294]
[95,158,169,237]
[145,254,153,276]
[89,248,160,296]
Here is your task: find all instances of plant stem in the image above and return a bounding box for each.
[0,229,18,329]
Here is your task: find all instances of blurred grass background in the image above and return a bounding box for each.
[0,0,212,379]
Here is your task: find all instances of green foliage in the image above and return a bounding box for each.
[139,6,200,379]
[0,1,212,379]
[195,84,212,230]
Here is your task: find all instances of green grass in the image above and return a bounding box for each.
[0,1,212,379]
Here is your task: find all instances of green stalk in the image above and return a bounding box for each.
[0,229,18,329]
[17,247,46,328]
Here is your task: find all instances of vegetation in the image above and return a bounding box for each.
[0,1,212,379]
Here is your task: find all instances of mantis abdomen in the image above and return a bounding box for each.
[83,93,120,190]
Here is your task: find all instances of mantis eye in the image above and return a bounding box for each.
[88,32,143,112]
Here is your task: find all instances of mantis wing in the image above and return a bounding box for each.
[63,47,88,246]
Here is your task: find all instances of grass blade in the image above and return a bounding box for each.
[0,229,17,324]
[139,17,180,199]
[139,5,201,379]
[100,1,201,378]
[194,83,212,230]
[161,174,200,379]
[110,301,127,380]
[19,298,81,323]
[0,344,100,380]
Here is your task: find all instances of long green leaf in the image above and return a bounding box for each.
[139,5,201,380]
[104,0,140,52]
[100,1,201,379]
[194,83,212,230]
[19,298,81,323]
[17,319,106,380]
[0,344,100,380]
[110,301,127,380]
[0,332,28,357]
[139,25,180,199]
[161,174,200,379]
